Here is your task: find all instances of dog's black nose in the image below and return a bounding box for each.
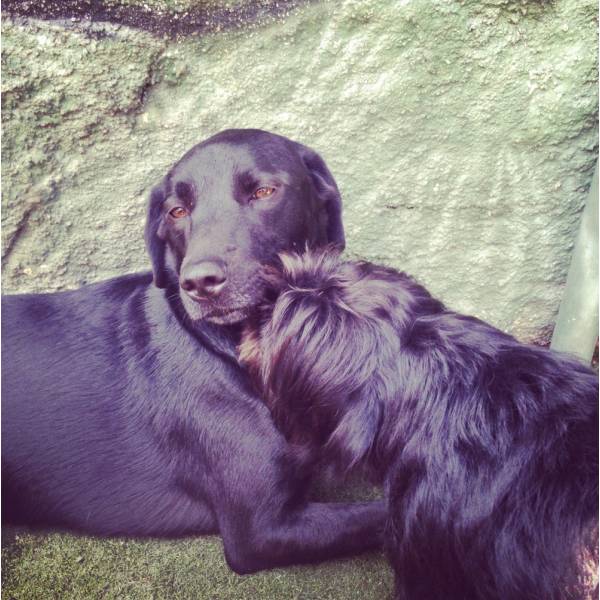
[180,261,227,298]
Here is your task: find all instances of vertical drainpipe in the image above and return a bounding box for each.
[550,162,598,363]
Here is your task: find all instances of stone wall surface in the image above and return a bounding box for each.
[2,0,598,341]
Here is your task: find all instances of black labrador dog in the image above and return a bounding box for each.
[2,129,385,574]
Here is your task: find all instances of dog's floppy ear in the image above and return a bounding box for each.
[145,179,168,288]
[295,143,345,249]
[325,386,382,473]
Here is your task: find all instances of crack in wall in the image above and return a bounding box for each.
[135,48,167,117]
[1,181,60,266]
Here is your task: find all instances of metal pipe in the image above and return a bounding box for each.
[550,162,598,363]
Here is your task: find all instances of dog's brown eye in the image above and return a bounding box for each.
[169,207,189,219]
[251,186,276,200]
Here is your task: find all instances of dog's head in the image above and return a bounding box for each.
[145,129,345,325]
[240,248,425,473]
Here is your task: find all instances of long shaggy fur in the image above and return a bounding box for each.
[240,248,599,600]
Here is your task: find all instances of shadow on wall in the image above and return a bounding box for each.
[2,0,307,36]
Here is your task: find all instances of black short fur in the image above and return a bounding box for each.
[241,248,599,598]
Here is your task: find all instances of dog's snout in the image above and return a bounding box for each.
[180,260,227,299]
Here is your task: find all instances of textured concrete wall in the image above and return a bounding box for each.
[2,0,598,342]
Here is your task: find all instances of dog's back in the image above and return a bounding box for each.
[243,248,599,600]
[385,312,598,600]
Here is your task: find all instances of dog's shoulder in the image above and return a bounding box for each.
[93,271,154,300]
[3,271,152,301]
[2,272,154,342]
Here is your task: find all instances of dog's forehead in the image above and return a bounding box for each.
[174,141,299,185]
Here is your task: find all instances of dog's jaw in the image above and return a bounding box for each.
[179,288,256,325]
[204,307,253,325]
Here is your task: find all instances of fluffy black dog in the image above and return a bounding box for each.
[240,248,599,599]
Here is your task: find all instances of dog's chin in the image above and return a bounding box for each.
[203,307,252,325]
[180,293,253,325]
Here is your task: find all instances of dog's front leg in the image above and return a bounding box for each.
[218,497,386,575]
[200,389,386,573]
[212,441,386,573]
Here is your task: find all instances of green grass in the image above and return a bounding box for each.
[2,527,393,600]
[2,478,392,599]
